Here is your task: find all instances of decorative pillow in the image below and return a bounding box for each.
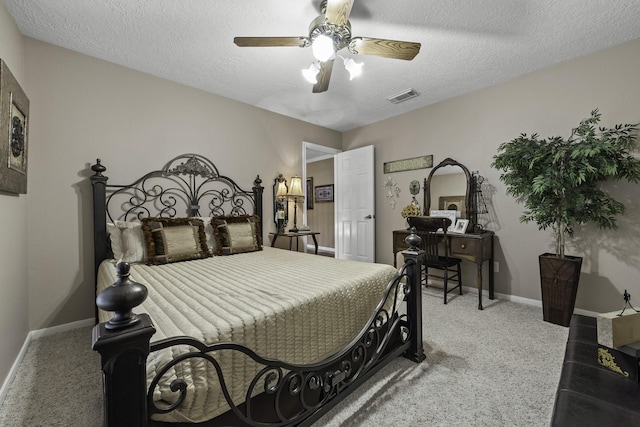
[141,218,211,265]
[212,214,262,255]
[107,220,147,263]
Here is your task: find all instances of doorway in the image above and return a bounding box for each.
[302,142,341,256]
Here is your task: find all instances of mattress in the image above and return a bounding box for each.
[97,247,399,423]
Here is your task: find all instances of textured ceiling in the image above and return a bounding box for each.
[3,0,640,131]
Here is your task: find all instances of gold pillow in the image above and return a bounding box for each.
[212,214,262,255]
[141,218,211,265]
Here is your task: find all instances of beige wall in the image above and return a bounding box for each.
[23,38,341,330]
[344,38,640,313]
[0,3,29,393]
[307,158,335,249]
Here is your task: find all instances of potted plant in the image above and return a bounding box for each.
[492,109,640,326]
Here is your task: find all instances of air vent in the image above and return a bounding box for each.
[386,89,420,104]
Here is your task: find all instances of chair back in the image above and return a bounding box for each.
[407,216,452,264]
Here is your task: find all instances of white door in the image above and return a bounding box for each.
[335,145,375,262]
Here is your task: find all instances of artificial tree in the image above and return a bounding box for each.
[492,109,640,325]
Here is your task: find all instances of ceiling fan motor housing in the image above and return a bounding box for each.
[309,14,352,52]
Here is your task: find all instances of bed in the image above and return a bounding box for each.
[90,154,426,426]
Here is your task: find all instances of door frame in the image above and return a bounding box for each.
[302,141,341,253]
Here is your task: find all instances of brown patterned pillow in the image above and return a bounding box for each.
[212,214,262,255]
[141,217,211,265]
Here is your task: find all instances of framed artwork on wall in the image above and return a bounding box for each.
[306,177,314,210]
[0,59,30,194]
[315,184,334,203]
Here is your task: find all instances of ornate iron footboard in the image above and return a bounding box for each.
[145,260,414,426]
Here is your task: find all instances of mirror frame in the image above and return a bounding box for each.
[273,174,288,232]
[422,158,475,232]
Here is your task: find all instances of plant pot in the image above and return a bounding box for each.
[539,253,582,327]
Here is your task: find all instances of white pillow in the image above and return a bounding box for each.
[196,217,217,255]
[107,220,147,263]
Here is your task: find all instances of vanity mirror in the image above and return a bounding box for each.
[273,174,288,232]
[423,158,477,232]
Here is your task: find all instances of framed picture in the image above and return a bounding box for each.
[438,195,466,218]
[0,59,30,194]
[430,210,457,231]
[315,184,334,203]
[452,219,470,234]
[306,177,314,210]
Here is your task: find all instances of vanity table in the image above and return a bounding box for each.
[392,229,494,309]
[397,157,495,310]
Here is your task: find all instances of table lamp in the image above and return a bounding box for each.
[287,176,305,233]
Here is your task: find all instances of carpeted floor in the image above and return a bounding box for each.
[0,289,568,426]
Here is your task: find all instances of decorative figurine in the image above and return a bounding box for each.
[617,289,640,316]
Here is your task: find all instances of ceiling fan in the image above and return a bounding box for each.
[233,0,421,93]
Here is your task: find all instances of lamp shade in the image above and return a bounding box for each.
[276,180,288,199]
[302,62,320,84]
[287,176,304,198]
[343,57,363,80]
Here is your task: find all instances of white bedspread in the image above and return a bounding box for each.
[97,247,399,423]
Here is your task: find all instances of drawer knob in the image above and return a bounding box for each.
[460,244,466,249]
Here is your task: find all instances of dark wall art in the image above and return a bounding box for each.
[315,184,334,203]
[306,177,314,210]
[0,59,29,194]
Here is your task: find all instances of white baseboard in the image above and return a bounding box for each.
[0,317,94,404]
[30,317,94,339]
[462,285,599,317]
[0,332,31,405]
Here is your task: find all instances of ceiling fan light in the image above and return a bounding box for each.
[311,34,335,62]
[343,58,363,80]
[302,62,320,84]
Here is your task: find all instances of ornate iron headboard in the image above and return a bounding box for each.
[90,153,264,276]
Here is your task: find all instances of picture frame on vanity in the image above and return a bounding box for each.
[452,219,469,234]
[315,184,334,203]
[0,59,29,194]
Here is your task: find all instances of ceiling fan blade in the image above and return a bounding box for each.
[325,0,355,26]
[312,60,334,93]
[350,37,421,60]
[234,37,306,47]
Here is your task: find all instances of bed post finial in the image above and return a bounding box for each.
[91,158,106,177]
[96,262,148,330]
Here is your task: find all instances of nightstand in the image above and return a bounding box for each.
[269,231,320,254]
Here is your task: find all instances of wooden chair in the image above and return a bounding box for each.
[408,216,463,304]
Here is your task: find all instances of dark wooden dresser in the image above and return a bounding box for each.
[393,229,495,309]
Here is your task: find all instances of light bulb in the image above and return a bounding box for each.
[312,34,335,62]
[302,62,320,84]
[343,57,363,80]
